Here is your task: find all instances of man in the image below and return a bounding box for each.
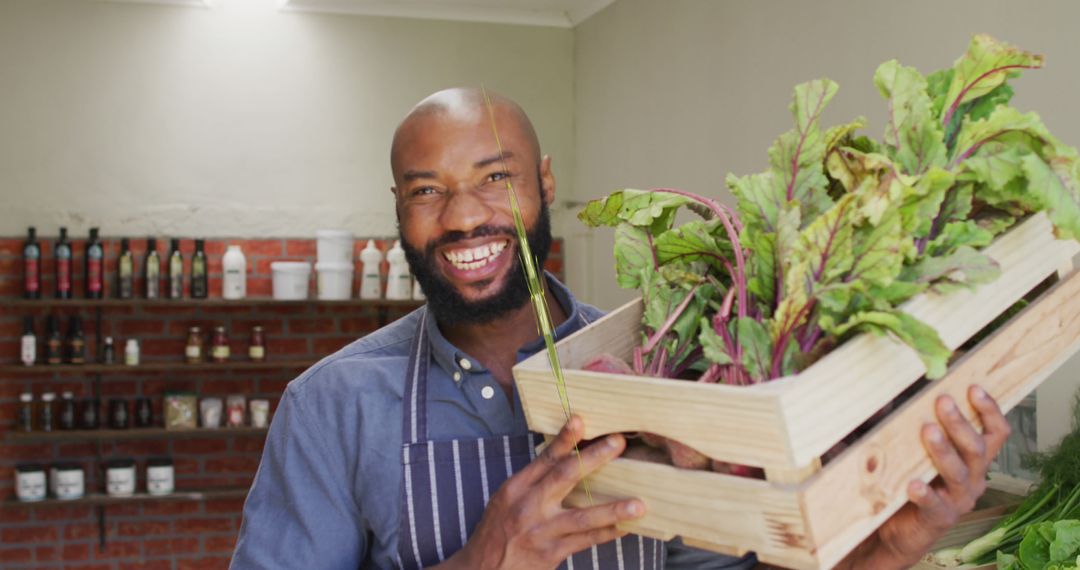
[231,88,1011,569]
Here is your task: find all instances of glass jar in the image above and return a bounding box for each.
[17,392,33,432]
[15,464,46,502]
[59,391,76,430]
[226,394,246,427]
[54,462,85,500]
[185,326,202,364]
[248,325,265,362]
[146,457,174,496]
[104,458,136,497]
[211,326,229,363]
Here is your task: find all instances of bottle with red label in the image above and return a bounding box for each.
[55,228,72,299]
[85,228,104,299]
[23,227,41,299]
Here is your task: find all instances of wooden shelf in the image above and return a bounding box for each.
[0,359,317,374]
[6,426,268,442]
[3,486,249,508]
[1,297,423,309]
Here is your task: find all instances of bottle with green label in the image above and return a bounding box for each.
[85,228,104,299]
[144,238,160,300]
[191,239,208,299]
[55,228,72,299]
[117,238,134,300]
[168,238,184,300]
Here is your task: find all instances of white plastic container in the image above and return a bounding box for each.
[385,240,412,300]
[359,241,383,300]
[222,245,247,299]
[315,262,354,300]
[316,229,355,265]
[271,261,312,300]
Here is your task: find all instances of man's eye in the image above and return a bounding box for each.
[488,171,509,183]
[412,187,436,196]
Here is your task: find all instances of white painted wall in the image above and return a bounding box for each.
[0,0,575,240]
[573,0,1080,449]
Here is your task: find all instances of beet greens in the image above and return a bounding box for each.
[579,34,1080,385]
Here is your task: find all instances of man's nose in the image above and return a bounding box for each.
[439,187,495,234]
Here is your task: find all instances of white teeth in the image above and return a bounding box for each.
[443,240,509,270]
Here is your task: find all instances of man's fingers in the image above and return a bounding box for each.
[550,500,644,538]
[554,525,629,562]
[922,423,970,490]
[969,385,1011,459]
[539,433,626,499]
[907,479,956,534]
[934,395,987,472]
[516,416,586,487]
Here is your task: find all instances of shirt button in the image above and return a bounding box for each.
[452,372,462,382]
[459,358,473,371]
[481,386,495,400]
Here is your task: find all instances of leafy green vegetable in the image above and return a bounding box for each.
[580,34,1080,385]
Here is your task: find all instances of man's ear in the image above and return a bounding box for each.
[539,155,556,206]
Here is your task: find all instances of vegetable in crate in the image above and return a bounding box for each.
[579,34,1080,472]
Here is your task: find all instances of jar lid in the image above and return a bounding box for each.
[146,457,173,467]
[61,391,74,399]
[19,393,32,402]
[41,392,56,402]
[189,326,201,333]
[104,458,136,469]
[15,463,44,473]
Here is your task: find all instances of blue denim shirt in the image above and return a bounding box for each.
[231,276,754,569]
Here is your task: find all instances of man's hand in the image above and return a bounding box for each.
[439,416,646,570]
[839,385,1012,570]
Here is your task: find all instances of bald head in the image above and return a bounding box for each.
[390,88,542,180]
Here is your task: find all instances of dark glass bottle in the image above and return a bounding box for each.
[59,391,77,430]
[109,398,129,430]
[80,397,100,429]
[66,315,85,364]
[45,315,63,365]
[191,239,208,299]
[144,238,160,300]
[101,336,115,365]
[85,228,104,299]
[117,238,134,299]
[135,398,153,427]
[23,227,41,299]
[18,393,34,432]
[168,238,184,300]
[55,228,72,299]
[40,392,56,432]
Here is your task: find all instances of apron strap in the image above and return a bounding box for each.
[402,309,431,444]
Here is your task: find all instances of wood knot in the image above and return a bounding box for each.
[866,456,878,473]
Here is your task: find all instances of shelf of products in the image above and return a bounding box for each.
[1,359,319,374]
[6,426,269,442]
[3,486,249,508]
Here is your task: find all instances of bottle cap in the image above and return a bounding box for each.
[19,393,32,402]
[195,238,205,249]
[121,237,130,249]
[61,391,74,399]
[171,238,180,250]
[126,339,138,348]
[59,227,68,239]
[42,392,56,402]
[105,336,113,343]
[147,238,157,250]
[89,228,99,239]
[28,227,36,239]
[23,316,34,334]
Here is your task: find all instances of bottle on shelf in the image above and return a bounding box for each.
[211,325,230,363]
[59,391,76,430]
[44,315,62,365]
[21,316,36,366]
[249,325,265,362]
[117,238,135,299]
[66,315,85,364]
[23,227,42,299]
[185,326,202,363]
[109,398,129,430]
[18,392,34,432]
[168,238,184,300]
[385,240,412,300]
[85,227,104,299]
[101,336,115,365]
[359,240,383,300]
[222,245,246,300]
[135,397,153,427]
[144,238,161,299]
[55,227,72,299]
[80,397,100,429]
[125,339,140,366]
[40,391,56,432]
[191,239,208,299]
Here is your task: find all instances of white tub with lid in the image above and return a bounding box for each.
[315,262,354,300]
[316,230,355,265]
[271,261,312,300]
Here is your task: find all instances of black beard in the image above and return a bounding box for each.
[400,202,552,326]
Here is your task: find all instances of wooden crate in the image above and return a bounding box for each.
[913,483,1025,570]
[513,213,1080,569]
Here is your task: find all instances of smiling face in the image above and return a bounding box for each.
[391,90,555,325]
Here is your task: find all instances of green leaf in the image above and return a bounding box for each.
[612,223,655,289]
[829,309,950,379]
[743,229,776,309]
[874,60,947,174]
[1050,521,1080,562]
[729,170,783,233]
[926,220,994,257]
[767,79,838,222]
[698,317,733,366]
[941,34,1043,130]
[997,550,1020,570]
[736,318,773,382]
[953,107,1056,167]
[904,246,1001,292]
[1020,522,1054,570]
[654,220,731,272]
[1023,153,1080,240]
[848,208,905,288]
[578,189,694,234]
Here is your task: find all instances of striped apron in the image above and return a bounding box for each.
[397,311,665,569]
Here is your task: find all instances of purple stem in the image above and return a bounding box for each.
[941,65,1041,131]
[642,284,701,354]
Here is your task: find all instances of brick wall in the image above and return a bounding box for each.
[0,234,565,569]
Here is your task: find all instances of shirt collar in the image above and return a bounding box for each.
[423,272,588,385]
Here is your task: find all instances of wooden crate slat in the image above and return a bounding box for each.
[802,267,1080,570]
